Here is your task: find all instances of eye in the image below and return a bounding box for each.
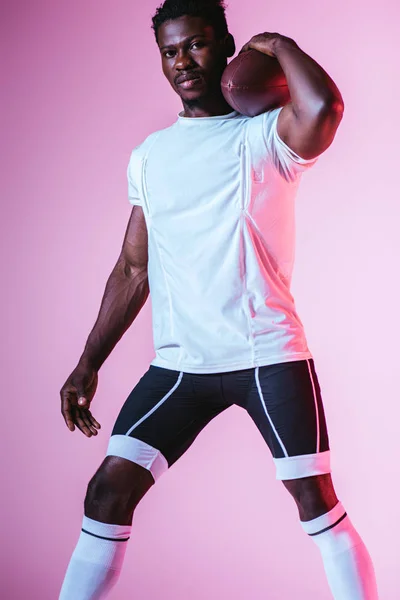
[162,41,204,58]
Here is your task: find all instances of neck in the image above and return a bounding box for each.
[181,93,234,118]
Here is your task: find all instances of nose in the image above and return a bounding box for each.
[174,49,196,71]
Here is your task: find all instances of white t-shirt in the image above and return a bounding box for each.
[127,107,319,374]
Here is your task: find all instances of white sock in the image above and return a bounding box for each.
[59,515,132,600]
[301,501,379,599]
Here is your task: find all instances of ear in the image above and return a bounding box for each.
[223,33,235,58]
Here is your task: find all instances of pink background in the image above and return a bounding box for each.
[2,0,399,598]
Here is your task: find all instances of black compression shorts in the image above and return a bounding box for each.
[106,358,330,482]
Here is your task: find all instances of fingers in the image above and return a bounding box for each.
[63,402,98,437]
[87,409,101,430]
[61,396,75,431]
[79,408,99,436]
[61,390,100,436]
[74,407,98,437]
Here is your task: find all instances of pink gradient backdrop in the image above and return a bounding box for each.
[2,0,399,598]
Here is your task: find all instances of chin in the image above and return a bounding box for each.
[179,90,204,102]
[179,85,210,101]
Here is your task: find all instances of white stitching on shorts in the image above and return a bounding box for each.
[255,367,289,457]
[306,359,320,453]
[125,371,184,436]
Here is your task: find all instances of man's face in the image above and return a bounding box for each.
[157,15,231,102]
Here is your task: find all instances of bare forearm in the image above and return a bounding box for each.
[274,39,344,116]
[79,259,149,371]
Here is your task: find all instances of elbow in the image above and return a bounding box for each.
[124,262,148,281]
[298,93,344,130]
[309,93,344,135]
[318,92,345,121]
[327,94,344,119]
[117,254,148,280]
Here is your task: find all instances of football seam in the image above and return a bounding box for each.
[221,84,288,90]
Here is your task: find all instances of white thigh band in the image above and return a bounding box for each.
[274,450,331,480]
[106,434,169,482]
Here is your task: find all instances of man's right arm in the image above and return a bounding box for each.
[78,205,149,371]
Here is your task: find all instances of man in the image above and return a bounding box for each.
[59,1,379,598]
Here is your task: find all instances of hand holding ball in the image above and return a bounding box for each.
[221,49,290,117]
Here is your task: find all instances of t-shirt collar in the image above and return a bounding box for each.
[177,109,239,123]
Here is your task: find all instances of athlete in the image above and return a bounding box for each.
[59,1,379,598]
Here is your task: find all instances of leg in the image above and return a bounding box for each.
[282,473,379,599]
[241,358,379,599]
[59,365,232,599]
[59,456,154,600]
[84,455,155,525]
[282,472,338,521]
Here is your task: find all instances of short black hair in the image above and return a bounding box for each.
[151,0,229,44]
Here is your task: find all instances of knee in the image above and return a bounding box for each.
[282,473,339,521]
[85,456,154,516]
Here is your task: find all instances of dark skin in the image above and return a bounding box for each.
[158,16,236,117]
[61,15,342,526]
[157,16,344,158]
[239,31,344,159]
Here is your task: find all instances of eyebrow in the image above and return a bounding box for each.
[159,34,207,52]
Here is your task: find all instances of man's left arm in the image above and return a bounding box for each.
[240,33,344,160]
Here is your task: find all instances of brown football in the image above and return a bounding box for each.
[221,49,290,117]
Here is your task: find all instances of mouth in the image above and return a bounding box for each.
[176,73,202,89]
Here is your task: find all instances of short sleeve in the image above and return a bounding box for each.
[261,106,319,183]
[127,147,142,206]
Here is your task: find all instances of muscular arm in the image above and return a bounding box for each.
[274,37,345,160]
[78,205,149,371]
[242,33,345,160]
